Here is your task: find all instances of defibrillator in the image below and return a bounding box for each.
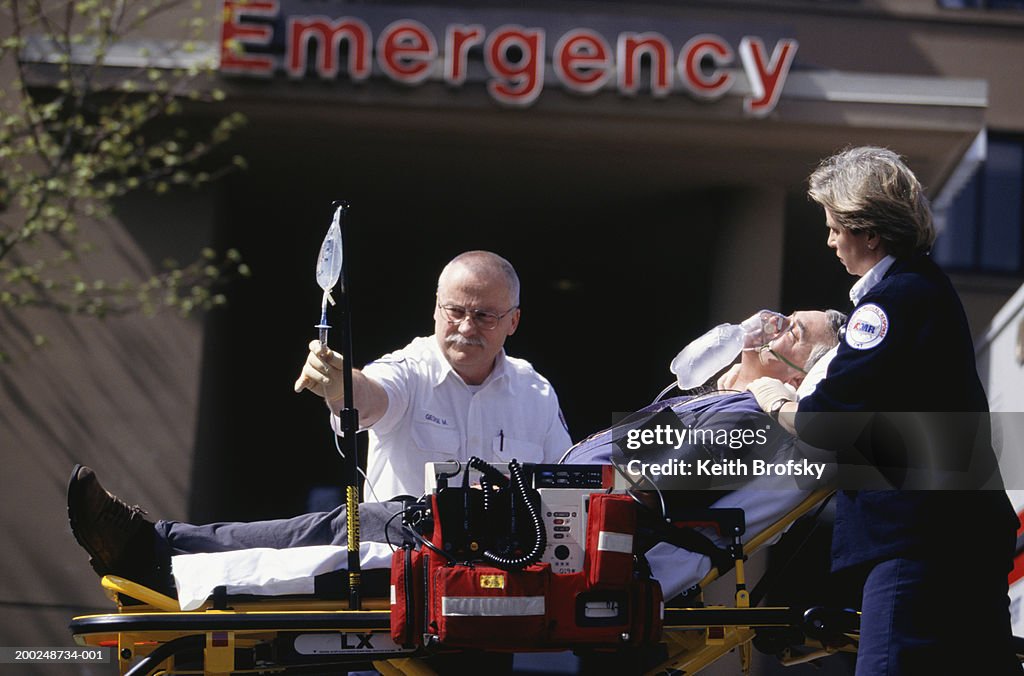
[389,458,664,651]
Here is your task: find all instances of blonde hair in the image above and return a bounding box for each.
[808,146,935,257]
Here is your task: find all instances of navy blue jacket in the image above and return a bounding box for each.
[797,254,1017,570]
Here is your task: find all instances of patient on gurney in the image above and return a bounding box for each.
[563,309,844,600]
[66,309,844,609]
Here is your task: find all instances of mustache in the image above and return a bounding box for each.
[446,334,486,348]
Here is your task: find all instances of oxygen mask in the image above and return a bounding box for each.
[740,310,791,351]
[744,310,808,375]
[668,309,797,392]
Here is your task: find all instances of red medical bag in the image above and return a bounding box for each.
[390,491,662,650]
[430,562,550,648]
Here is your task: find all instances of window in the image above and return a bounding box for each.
[938,0,1024,9]
[933,134,1024,275]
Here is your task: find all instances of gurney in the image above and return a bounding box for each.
[64,385,1014,674]
[70,484,865,675]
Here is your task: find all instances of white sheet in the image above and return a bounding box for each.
[172,542,394,610]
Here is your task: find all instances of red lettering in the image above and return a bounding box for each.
[444,25,484,86]
[679,34,733,99]
[616,33,673,97]
[484,26,545,107]
[553,29,612,94]
[378,20,437,84]
[221,8,799,115]
[286,16,371,80]
[739,37,798,116]
[219,0,277,75]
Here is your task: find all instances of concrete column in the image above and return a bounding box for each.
[708,187,787,324]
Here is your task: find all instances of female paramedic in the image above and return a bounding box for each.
[747,146,1021,675]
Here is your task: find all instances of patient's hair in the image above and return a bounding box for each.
[804,309,848,371]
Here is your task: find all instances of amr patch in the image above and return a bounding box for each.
[845,304,888,350]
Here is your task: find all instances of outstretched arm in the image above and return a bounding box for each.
[294,340,390,428]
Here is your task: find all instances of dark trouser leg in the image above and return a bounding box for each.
[855,555,1021,675]
[146,501,411,599]
[154,501,409,556]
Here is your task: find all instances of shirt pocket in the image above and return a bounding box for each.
[411,417,460,456]
[493,435,544,463]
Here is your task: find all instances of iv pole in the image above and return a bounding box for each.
[316,200,361,610]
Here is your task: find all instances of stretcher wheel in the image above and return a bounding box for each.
[801,606,859,643]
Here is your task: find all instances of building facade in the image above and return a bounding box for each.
[4,1,1024,672]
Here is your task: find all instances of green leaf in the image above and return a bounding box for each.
[0,0,251,356]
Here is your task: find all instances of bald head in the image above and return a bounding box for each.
[438,251,520,308]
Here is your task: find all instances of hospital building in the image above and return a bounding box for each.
[3,1,1024,672]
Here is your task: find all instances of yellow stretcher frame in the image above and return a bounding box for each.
[70,488,862,676]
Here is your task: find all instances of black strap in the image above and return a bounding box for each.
[646,519,735,574]
[402,543,415,648]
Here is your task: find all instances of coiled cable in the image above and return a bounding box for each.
[477,458,547,571]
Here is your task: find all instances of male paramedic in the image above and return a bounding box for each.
[294,248,572,502]
[67,250,571,597]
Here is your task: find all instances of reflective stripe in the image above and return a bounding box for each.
[598,530,633,554]
[441,596,545,617]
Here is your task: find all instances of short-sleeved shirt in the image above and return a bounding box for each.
[338,335,572,502]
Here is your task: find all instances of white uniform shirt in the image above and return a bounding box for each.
[335,335,572,502]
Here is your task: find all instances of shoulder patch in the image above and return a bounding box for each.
[845,303,889,350]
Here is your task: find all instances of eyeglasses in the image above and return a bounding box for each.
[437,303,518,330]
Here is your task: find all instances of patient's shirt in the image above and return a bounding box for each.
[563,388,831,601]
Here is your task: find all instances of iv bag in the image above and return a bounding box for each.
[316,208,343,293]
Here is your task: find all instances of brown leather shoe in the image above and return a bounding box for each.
[67,464,154,576]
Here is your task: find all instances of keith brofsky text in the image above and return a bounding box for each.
[625,456,827,481]
[621,424,828,482]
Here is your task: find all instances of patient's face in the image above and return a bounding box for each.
[758,310,832,380]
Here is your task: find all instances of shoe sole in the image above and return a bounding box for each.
[67,463,110,576]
